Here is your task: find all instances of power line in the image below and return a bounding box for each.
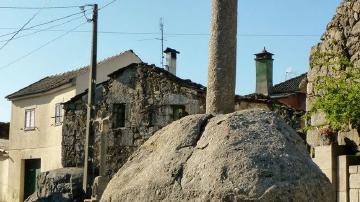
[0,15,84,43]
[0,8,91,38]
[0,21,87,70]
[0,28,324,37]
[99,0,118,10]
[0,1,117,70]
[0,1,115,10]
[0,8,42,51]
[0,5,84,9]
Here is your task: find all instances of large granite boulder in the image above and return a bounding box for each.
[25,167,84,202]
[101,109,333,201]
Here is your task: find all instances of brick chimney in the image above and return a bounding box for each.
[164,47,180,75]
[255,47,274,96]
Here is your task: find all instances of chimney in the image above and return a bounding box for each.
[164,47,180,75]
[255,47,274,96]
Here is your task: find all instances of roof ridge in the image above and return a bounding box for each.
[6,49,140,100]
[109,63,206,91]
[48,49,137,78]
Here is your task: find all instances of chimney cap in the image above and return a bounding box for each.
[255,47,273,60]
[164,47,180,54]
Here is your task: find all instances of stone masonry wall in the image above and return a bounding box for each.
[236,94,304,134]
[307,0,360,148]
[62,64,206,176]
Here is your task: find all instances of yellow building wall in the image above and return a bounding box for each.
[7,86,76,202]
[6,51,141,202]
[0,158,8,202]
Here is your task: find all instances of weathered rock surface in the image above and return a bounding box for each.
[101,109,333,201]
[25,167,84,202]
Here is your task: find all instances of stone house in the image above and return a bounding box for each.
[4,50,141,202]
[62,62,206,176]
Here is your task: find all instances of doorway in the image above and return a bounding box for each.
[23,159,41,200]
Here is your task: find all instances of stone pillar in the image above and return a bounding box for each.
[337,155,349,202]
[206,0,238,114]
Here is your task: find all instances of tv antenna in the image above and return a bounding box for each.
[137,17,166,68]
[285,67,297,80]
[160,17,164,68]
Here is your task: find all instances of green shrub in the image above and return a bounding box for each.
[308,53,360,131]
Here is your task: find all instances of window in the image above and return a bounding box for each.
[113,104,126,128]
[55,103,63,126]
[148,109,155,126]
[25,109,35,130]
[172,105,187,121]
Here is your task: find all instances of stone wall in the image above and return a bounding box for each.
[235,94,304,134]
[62,64,206,176]
[307,0,360,148]
[24,168,84,202]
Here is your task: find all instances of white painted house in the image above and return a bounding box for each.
[5,50,141,202]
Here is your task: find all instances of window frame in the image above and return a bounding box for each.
[24,108,35,131]
[172,105,187,121]
[112,103,126,129]
[54,103,63,126]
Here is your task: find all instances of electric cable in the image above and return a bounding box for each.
[0,8,42,51]
[99,0,118,10]
[0,29,322,37]
[0,8,91,38]
[0,1,118,70]
[0,5,85,9]
[0,15,85,43]
[0,21,87,70]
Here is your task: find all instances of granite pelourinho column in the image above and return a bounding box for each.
[206,0,238,114]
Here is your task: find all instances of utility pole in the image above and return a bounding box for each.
[83,3,97,197]
[160,17,164,68]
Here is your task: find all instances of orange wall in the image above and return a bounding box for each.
[276,93,306,110]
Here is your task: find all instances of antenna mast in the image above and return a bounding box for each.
[160,17,164,68]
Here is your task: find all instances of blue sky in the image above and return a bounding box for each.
[0,0,341,122]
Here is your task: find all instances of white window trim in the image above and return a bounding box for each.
[24,108,35,131]
[54,103,63,126]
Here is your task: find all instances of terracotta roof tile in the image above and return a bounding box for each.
[270,73,307,95]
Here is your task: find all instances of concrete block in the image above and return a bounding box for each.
[350,174,360,189]
[337,156,349,192]
[313,145,333,170]
[337,191,347,202]
[350,166,358,174]
[350,189,359,202]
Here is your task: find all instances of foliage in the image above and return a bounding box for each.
[308,52,360,131]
